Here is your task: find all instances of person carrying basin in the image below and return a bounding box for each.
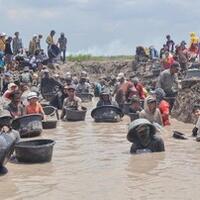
[127,118,165,154]
[5,91,24,118]
[129,96,142,114]
[60,85,82,120]
[96,88,118,107]
[76,71,91,94]
[25,92,45,119]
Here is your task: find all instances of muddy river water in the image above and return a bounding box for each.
[1,100,200,200]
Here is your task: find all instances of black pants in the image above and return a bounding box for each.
[60,50,66,62]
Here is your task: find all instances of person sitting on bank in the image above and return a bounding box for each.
[127,118,165,154]
[5,91,24,118]
[139,96,163,126]
[60,85,82,120]
[96,89,118,107]
[129,96,142,114]
[153,88,170,126]
[25,92,45,118]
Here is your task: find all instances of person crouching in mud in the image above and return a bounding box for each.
[127,118,165,154]
[60,85,82,120]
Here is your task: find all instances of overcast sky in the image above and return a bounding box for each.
[1,0,200,55]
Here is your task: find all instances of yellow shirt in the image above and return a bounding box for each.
[0,38,5,52]
[46,35,54,46]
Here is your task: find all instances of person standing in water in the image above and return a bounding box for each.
[127,118,165,154]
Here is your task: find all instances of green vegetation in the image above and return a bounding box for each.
[67,54,133,62]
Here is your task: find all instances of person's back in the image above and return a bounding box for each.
[58,36,67,51]
[12,36,22,55]
[159,100,170,126]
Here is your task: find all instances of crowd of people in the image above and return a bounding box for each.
[1,31,200,158]
[0,30,67,72]
[136,33,200,72]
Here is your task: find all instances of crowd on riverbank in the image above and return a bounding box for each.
[1,31,200,175]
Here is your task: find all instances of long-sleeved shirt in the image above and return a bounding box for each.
[12,37,23,55]
[156,69,178,95]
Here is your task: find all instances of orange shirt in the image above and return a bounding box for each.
[26,102,44,115]
[159,100,170,126]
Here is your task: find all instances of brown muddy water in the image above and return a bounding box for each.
[1,100,200,200]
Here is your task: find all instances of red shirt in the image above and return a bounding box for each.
[159,100,170,126]
[135,83,145,99]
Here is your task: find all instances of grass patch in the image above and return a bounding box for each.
[67,54,133,62]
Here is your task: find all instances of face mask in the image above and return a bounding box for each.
[136,125,151,147]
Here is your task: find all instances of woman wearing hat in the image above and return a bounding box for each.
[139,96,163,126]
[25,92,45,118]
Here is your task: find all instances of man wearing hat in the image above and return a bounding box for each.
[96,88,118,107]
[5,91,24,118]
[60,85,82,120]
[76,72,90,94]
[129,96,142,114]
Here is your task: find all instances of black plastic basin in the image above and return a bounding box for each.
[15,139,55,163]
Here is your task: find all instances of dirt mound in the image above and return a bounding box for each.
[171,82,200,123]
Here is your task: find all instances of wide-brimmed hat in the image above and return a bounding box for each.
[127,118,156,143]
[27,92,38,100]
